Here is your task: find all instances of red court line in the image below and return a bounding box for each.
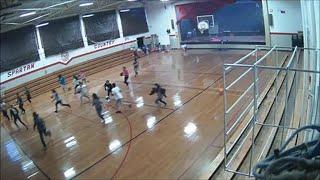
[1,40,136,85]
[111,108,133,179]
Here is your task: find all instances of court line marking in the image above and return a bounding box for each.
[122,100,175,111]
[72,73,223,179]
[177,97,247,179]
[110,106,133,179]
[3,128,51,180]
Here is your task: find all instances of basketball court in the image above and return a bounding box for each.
[0,49,276,179]
[1,0,319,180]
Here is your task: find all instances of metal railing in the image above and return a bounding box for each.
[222,45,320,177]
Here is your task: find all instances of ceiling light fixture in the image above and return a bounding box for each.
[120,9,130,12]
[82,14,94,18]
[20,11,36,17]
[36,22,49,28]
[79,2,93,7]
[161,0,169,1]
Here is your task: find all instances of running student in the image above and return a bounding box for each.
[78,82,90,103]
[0,100,10,121]
[133,56,139,77]
[104,80,113,100]
[24,87,32,103]
[78,70,87,83]
[51,89,71,113]
[120,67,129,86]
[16,93,25,114]
[33,112,51,150]
[58,74,67,92]
[9,105,28,130]
[92,93,105,122]
[72,75,80,94]
[111,83,124,113]
[149,83,167,106]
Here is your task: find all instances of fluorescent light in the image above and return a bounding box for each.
[64,167,76,178]
[127,0,137,1]
[109,140,121,151]
[147,116,156,129]
[79,2,93,7]
[64,136,75,143]
[82,14,94,18]
[20,11,36,17]
[184,122,197,136]
[36,22,49,28]
[161,0,169,1]
[120,9,130,12]
[27,171,39,179]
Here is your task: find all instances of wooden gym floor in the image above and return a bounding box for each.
[1,49,272,179]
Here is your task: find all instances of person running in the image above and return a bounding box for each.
[149,83,167,106]
[58,74,67,92]
[16,93,25,114]
[111,83,124,113]
[120,67,129,86]
[9,105,28,130]
[72,75,80,94]
[133,57,139,77]
[33,112,51,150]
[24,87,32,103]
[51,89,71,113]
[92,93,105,122]
[104,80,113,100]
[0,100,10,121]
[78,82,90,103]
[78,70,87,83]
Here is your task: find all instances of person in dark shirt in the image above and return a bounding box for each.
[104,80,113,98]
[33,112,51,150]
[51,89,71,113]
[9,105,28,130]
[92,93,105,123]
[149,83,167,106]
[0,100,10,121]
[16,93,25,114]
[24,87,32,103]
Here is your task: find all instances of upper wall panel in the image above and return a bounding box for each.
[39,16,84,57]
[0,25,39,72]
[120,7,149,37]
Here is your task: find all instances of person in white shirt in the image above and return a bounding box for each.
[79,82,90,103]
[111,83,123,113]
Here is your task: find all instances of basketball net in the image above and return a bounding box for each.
[198,21,209,34]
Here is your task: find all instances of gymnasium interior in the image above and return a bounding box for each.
[0,0,319,179]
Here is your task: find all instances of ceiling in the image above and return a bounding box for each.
[0,0,178,33]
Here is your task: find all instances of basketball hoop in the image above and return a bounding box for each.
[198,21,209,34]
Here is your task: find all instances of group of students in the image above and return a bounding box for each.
[0,88,52,150]
[0,87,32,128]
[0,50,168,151]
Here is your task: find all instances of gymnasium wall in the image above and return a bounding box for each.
[145,2,178,46]
[267,0,302,47]
[0,8,151,91]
